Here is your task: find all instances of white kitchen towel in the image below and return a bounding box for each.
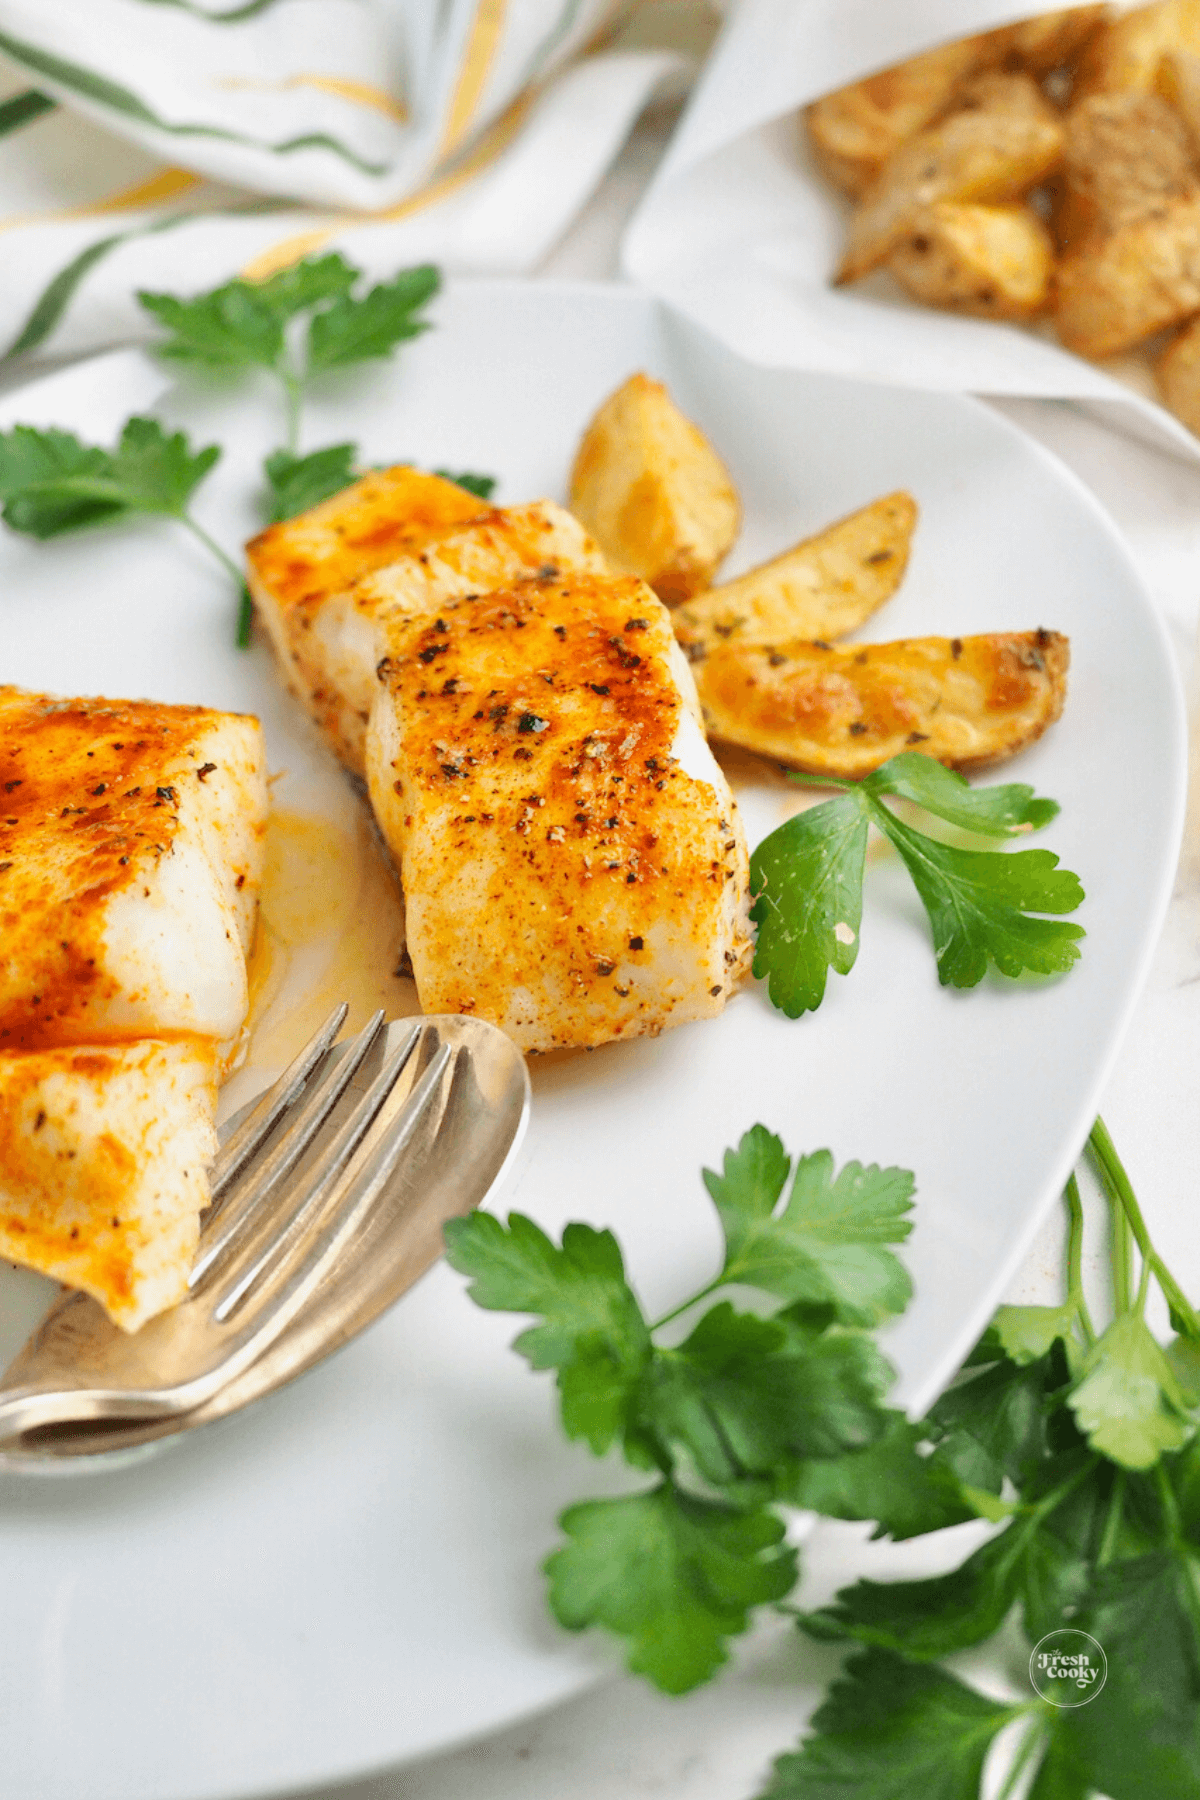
[622,0,1200,462]
[0,1,683,363]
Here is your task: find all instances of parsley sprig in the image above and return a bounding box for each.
[447,1127,921,1690]
[750,752,1085,1016]
[0,414,242,593]
[138,255,439,458]
[0,254,496,646]
[454,1117,1200,1798]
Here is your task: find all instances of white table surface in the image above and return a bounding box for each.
[6,80,1199,1800]
[241,95,1200,1800]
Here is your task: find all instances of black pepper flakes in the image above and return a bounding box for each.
[628,936,643,950]
[418,643,449,664]
[517,713,549,734]
[196,763,217,781]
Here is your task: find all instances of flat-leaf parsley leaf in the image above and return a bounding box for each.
[750,751,1084,1015]
[704,1126,915,1326]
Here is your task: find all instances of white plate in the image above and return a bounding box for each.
[0,280,1185,1800]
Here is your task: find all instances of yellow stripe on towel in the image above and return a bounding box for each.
[439,0,509,159]
[0,165,200,234]
[239,87,533,282]
[219,75,409,123]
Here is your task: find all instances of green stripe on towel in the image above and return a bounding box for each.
[0,88,56,136]
[0,27,391,175]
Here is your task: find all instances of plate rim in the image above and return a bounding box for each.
[0,274,1187,1798]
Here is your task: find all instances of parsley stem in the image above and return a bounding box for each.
[650,1277,725,1334]
[179,514,253,648]
[281,369,304,456]
[1022,1456,1096,1530]
[993,1716,1048,1800]
[1097,1467,1126,1567]
[1090,1118,1134,1313]
[1154,1462,1200,1651]
[1064,1173,1095,1345]
[1089,1117,1200,1339]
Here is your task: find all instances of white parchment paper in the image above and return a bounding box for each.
[623,0,1200,462]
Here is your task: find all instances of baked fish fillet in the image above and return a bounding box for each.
[0,689,267,1068]
[246,466,487,736]
[0,689,268,1328]
[366,572,752,1052]
[248,479,606,774]
[0,1039,218,1331]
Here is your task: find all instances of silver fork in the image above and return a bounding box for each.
[0,1007,529,1460]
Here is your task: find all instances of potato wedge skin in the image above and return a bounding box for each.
[696,630,1069,778]
[674,492,916,657]
[837,73,1065,283]
[1157,311,1200,427]
[889,201,1055,319]
[1077,0,1200,98]
[569,373,740,605]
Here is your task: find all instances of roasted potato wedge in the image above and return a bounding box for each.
[1001,7,1108,74]
[1056,198,1200,353]
[889,201,1055,319]
[805,39,989,197]
[695,630,1069,778]
[805,13,1103,198]
[837,73,1065,283]
[1077,0,1200,97]
[673,492,916,659]
[569,373,740,605]
[1060,90,1197,232]
[1157,312,1200,427]
[1157,47,1200,148]
[1054,90,1200,355]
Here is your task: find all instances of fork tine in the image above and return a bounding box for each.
[202,1022,427,1311]
[212,1038,454,1327]
[210,1002,348,1199]
[190,1010,388,1288]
